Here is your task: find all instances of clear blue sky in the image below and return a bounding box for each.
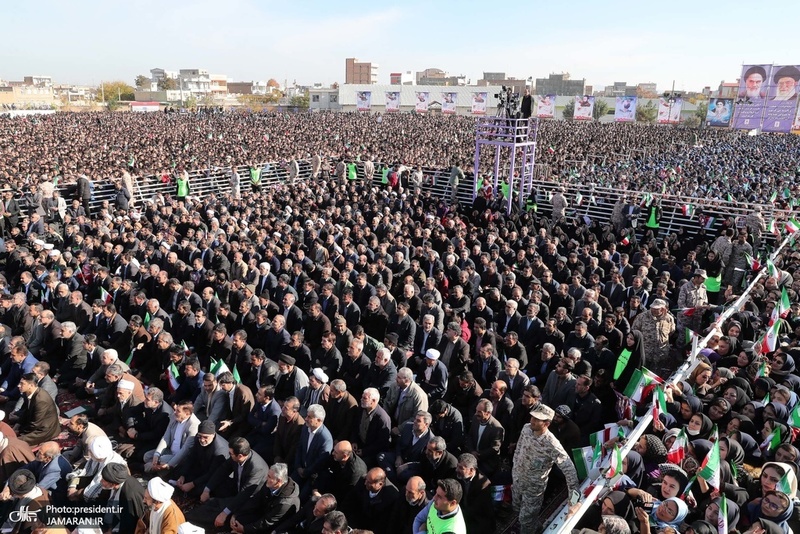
[1,0,796,92]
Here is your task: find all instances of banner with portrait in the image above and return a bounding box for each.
[733,64,770,129]
[573,95,594,121]
[442,92,457,115]
[536,94,556,118]
[656,97,682,124]
[614,96,637,122]
[762,65,800,132]
[415,92,430,113]
[792,102,800,135]
[471,92,487,115]
[356,91,371,111]
[385,91,400,112]
[706,98,733,127]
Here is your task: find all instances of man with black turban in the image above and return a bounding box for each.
[101,462,146,533]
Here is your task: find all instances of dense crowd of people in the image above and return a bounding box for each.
[0,111,798,534]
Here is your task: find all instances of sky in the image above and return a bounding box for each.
[1,0,797,92]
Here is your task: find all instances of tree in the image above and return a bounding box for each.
[636,101,658,123]
[134,75,150,89]
[184,95,197,110]
[593,99,610,121]
[290,94,309,109]
[562,100,574,121]
[199,93,218,108]
[694,102,708,123]
[97,81,135,104]
[158,78,179,91]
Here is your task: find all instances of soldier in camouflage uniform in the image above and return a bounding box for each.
[711,229,734,267]
[551,188,568,222]
[512,403,580,534]
[676,269,709,347]
[631,299,676,375]
[722,231,753,290]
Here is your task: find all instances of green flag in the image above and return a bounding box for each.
[232,364,241,384]
[613,349,632,381]
[143,312,151,328]
[697,439,721,489]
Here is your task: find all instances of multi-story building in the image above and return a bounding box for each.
[602,82,638,97]
[636,83,658,98]
[228,81,268,95]
[23,76,53,88]
[534,73,585,96]
[345,58,378,85]
[390,71,414,85]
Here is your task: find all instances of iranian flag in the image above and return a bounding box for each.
[210,358,231,377]
[100,287,112,305]
[681,204,695,217]
[768,219,778,235]
[572,441,603,480]
[232,364,242,384]
[760,321,782,355]
[718,494,729,534]
[167,362,180,393]
[180,340,191,357]
[790,403,800,429]
[652,386,667,423]
[786,218,800,234]
[761,425,782,453]
[667,428,688,464]
[697,439,721,489]
[575,192,583,206]
[620,235,630,246]
[605,444,624,479]
[766,258,781,280]
[548,146,555,154]
[777,470,794,494]
[745,253,761,271]
[623,367,664,403]
[769,191,778,203]
[589,424,627,448]
[685,328,699,346]
[709,424,719,443]
[778,287,791,318]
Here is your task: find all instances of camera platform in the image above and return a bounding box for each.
[473,116,539,214]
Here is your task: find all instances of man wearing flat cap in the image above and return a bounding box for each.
[136,477,185,534]
[101,462,145,533]
[512,403,579,534]
[1,469,48,533]
[631,298,676,374]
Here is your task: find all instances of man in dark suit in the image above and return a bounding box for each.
[245,385,281,459]
[281,293,304,335]
[100,304,128,349]
[200,287,222,324]
[352,387,391,467]
[186,437,270,530]
[416,349,448,401]
[303,303,331,351]
[173,420,230,497]
[318,284,339,323]
[273,492,337,534]
[217,372,255,439]
[456,453,496,534]
[342,468,400,534]
[388,475,429,534]
[412,315,441,366]
[496,300,522,337]
[465,399,504,478]
[292,404,333,499]
[1,189,21,237]
[16,372,61,446]
[338,289,361,332]
[56,322,87,386]
[418,436,458,490]
[314,440,367,501]
[324,379,359,443]
[436,322,471,378]
[230,463,301,533]
[378,411,433,483]
[247,349,279,393]
[472,344,502,390]
[499,358,531,402]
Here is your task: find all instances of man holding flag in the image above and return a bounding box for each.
[512,403,579,534]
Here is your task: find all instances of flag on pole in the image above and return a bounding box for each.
[790,403,800,429]
[697,439,721,489]
[718,494,728,534]
[620,236,630,246]
[167,362,180,393]
[653,386,667,422]
[766,258,781,280]
[710,424,719,443]
[589,425,627,448]
[681,204,695,217]
[745,252,761,271]
[605,444,624,479]
[779,287,791,318]
[548,146,555,154]
[100,287,112,305]
[143,312,151,328]
[777,470,794,494]
[760,321,782,355]
[180,340,191,357]
[232,364,241,384]
[768,219,778,234]
[125,348,136,367]
[575,192,583,206]
[761,425,782,453]
[667,428,688,464]
[572,441,603,480]
[769,191,778,203]
[210,358,230,377]
[786,218,800,234]
[622,367,664,402]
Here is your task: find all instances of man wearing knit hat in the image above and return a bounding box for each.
[144,477,185,533]
[173,420,231,498]
[100,463,145,533]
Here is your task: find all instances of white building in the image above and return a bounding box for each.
[337,84,505,115]
[309,87,341,111]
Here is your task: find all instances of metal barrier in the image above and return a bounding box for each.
[543,232,795,532]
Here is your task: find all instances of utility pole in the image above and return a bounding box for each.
[101,82,105,102]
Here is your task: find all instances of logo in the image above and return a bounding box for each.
[9,506,38,522]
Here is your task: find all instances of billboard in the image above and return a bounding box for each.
[472,92,487,115]
[706,98,733,127]
[762,65,800,132]
[793,102,800,135]
[657,97,682,124]
[573,95,594,121]
[536,94,556,118]
[442,92,457,114]
[385,91,400,112]
[614,96,636,122]
[415,91,430,113]
[356,91,371,111]
[733,64,770,129]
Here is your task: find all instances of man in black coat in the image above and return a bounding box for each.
[418,436,458,490]
[100,463,146,534]
[388,475,429,534]
[273,492,337,534]
[230,464,301,533]
[314,440,367,502]
[455,453,496,534]
[351,388,391,467]
[342,467,399,534]
[173,421,230,497]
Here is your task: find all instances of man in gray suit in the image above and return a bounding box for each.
[193,373,230,430]
[143,399,201,475]
[383,367,429,436]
